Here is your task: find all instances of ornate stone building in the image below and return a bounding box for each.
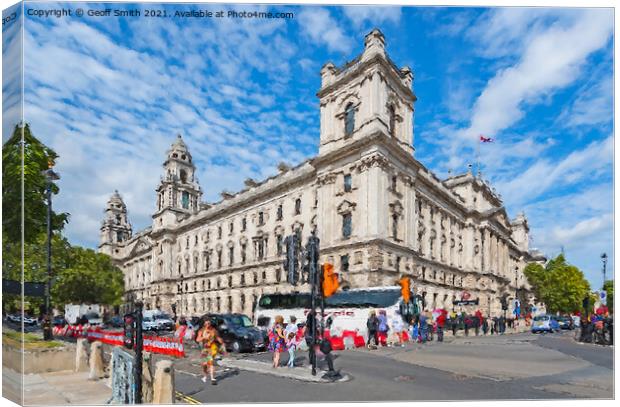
[99,29,544,318]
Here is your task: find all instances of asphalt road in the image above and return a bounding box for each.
[173,330,613,402]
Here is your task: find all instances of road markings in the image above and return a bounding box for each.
[175,391,201,404]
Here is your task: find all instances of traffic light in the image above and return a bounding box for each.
[123,313,135,349]
[399,277,411,303]
[283,235,299,285]
[322,263,339,297]
[305,235,320,285]
[500,296,508,311]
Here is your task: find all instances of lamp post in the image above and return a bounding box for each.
[601,253,607,290]
[42,166,60,340]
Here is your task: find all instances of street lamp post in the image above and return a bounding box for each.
[42,166,59,341]
[601,253,607,290]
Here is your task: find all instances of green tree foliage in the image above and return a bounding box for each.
[2,124,123,312]
[603,280,614,315]
[2,123,69,244]
[51,247,124,307]
[524,254,591,314]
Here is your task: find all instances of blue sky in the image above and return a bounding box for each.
[2,3,614,288]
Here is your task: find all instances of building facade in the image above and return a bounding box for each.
[99,29,545,318]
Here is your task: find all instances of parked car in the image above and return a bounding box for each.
[105,315,124,328]
[142,315,160,331]
[531,315,560,333]
[52,315,67,326]
[557,316,574,330]
[83,312,103,326]
[153,313,175,331]
[200,313,266,353]
[6,314,38,325]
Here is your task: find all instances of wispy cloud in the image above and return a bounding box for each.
[298,7,353,54]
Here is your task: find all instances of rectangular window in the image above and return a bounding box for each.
[342,213,352,238]
[396,256,401,272]
[344,174,352,192]
[341,255,350,272]
[277,235,283,256]
[241,244,246,264]
[391,175,398,192]
[258,212,264,226]
[392,214,399,240]
[258,239,265,260]
[229,222,234,234]
[229,247,234,266]
[241,217,247,231]
[277,205,283,221]
[217,251,222,269]
[218,226,222,239]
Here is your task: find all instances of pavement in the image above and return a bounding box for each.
[2,368,111,406]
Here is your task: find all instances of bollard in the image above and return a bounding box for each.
[75,338,89,372]
[152,360,175,404]
[142,352,154,404]
[88,341,105,380]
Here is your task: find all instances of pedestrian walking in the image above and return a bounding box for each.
[391,313,405,347]
[196,319,225,385]
[419,311,428,343]
[284,315,298,339]
[377,310,389,346]
[436,310,446,342]
[482,317,489,335]
[268,315,287,368]
[366,310,379,348]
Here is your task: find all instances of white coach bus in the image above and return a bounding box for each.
[254,286,421,338]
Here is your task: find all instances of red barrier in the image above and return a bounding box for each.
[353,335,366,348]
[329,336,345,350]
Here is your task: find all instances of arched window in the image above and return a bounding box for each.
[180,169,187,183]
[344,103,355,136]
[181,191,190,209]
[389,105,396,137]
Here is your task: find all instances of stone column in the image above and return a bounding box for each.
[88,341,105,380]
[152,360,175,404]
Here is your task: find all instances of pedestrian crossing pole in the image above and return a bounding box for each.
[306,233,320,376]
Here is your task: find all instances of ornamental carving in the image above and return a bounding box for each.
[337,200,357,214]
[389,201,404,216]
[357,153,390,173]
[317,173,338,186]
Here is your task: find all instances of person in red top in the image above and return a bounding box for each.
[475,310,484,336]
[436,310,447,342]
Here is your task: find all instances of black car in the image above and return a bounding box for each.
[200,313,266,353]
[105,315,124,328]
[557,316,574,330]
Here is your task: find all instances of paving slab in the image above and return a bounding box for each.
[17,370,111,405]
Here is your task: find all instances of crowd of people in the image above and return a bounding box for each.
[365,309,520,348]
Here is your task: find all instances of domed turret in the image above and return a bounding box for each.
[154,134,202,229]
[99,190,133,256]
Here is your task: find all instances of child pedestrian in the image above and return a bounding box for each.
[286,332,297,368]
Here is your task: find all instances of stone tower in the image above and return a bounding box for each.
[317,28,416,157]
[99,190,132,256]
[153,134,202,229]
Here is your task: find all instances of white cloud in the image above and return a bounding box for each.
[20,13,318,249]
[342,6,401,28]
[298,7,353,54]
[462,9,613,140]
[558,73,613,128]
[496,135,612,206]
